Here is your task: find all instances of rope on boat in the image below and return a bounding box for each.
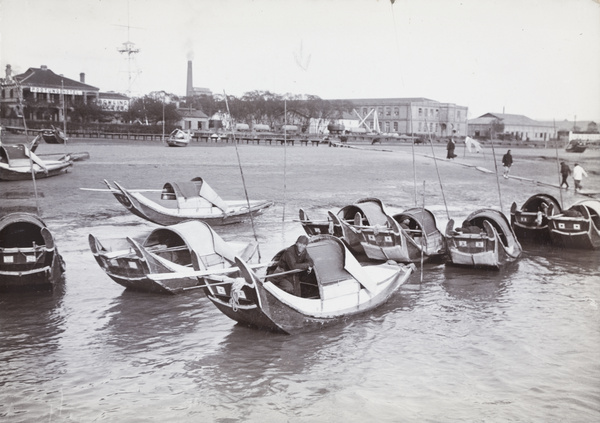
[223,91,261,261]
[229,277,247,312]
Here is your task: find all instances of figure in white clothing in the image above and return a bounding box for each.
[572,163,588,191]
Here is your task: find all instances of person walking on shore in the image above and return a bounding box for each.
[446,137,456,159]
[560,161,571,189]
[502,150,513,179]
[573,163,588,192]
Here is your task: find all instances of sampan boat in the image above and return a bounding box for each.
[166,129,192,147]
[202,235,415,334]
[0,142,72,181]
[0,213,65,291]
[565,140,587,153]
[89,220,258,294]
[103,177,274,226]
[299,198,391,254]
[510,193,562,245]
[354,206,445,263]
[445,209,522,269]
[42,125,67,144]
[547,200,600,249]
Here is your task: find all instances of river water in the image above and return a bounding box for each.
[1,143,599,422]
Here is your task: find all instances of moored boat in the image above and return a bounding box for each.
[547,200,600,249]
[202,235,414,334]
[166,129,192,147]
[445,209,522,269]
[356,207,446,263]
[103,177,274,226]
[0,213,65,291]
[42,125,67,144]
[565,140,587,153]
[89,220,259,294]
[0,142,72,181]
[510,194,562,245]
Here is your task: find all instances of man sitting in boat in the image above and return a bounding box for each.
[456,220,483,234]
[272,235,314,296]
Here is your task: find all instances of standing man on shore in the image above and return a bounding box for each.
[573,163,588,192]
[560,161,571,189]
[502,150,513,179]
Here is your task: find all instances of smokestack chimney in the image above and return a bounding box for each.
[186,60,193,99]
[80,72,85,83]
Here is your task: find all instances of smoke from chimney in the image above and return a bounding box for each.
[186,60,193,99]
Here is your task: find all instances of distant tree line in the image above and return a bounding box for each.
[68,91,354,131]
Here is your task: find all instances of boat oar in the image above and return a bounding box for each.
[147,261,274,281]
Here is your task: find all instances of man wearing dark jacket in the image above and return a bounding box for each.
[560,161,571,189]
[272,235,314,296]
[502,150,513,179]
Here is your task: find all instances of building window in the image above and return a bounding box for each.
[378,107,383,116]
[385,122,390,132]
[393,122,398,131]
[362,107,367,115]
[385,107,390,116]
[418,108,422,117]
[394,107,399,116]
[436,109,439,116]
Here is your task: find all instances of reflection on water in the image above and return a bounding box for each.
[0,212,599,422]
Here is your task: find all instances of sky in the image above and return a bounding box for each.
[1,0,599,121]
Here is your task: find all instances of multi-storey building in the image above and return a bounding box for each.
[0,65,101,122]
[331,97,468,137]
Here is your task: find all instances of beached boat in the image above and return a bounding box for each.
[0,142,72,181]
[0,213,65,291]
[547,200,600,249]
[565,140,587,153]
[42,125,67,144]
[103,177,274,226]
[202,235,415,334]
[166,129,192,147]
[510,194,562,245]
[89,220,259,294]
[445,209,522,269]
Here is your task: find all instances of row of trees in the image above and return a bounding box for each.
[97,91,354,130]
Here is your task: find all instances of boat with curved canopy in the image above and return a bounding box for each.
[104,177,274,226]
[42,125,67,144]
[510,193,562,244]
[202,235,414,334]
[89,220,258,294]
[166,129,192,147]
[0,142,72,181]
[445,209,522,269]
[0,213,65,291]
[547,200,600,249]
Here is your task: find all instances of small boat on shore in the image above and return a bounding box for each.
[445,209,522,269]
[0,142,72,181]
[42,125,67,144]
[102,177,274,226]
[547,200,600,249]
[202,235,415,334]
[89,220,259,294]
[565,140,587,153]
[166,129,191,147]
[0,213,65,291]
[510,194,562,245]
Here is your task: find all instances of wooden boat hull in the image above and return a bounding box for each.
[89,221,258,294]
[510,195,562,245]
[445,210,522,269]
[42,126,67,144]
[0,213,65,291]
[204,236,414,334]
[166,140,189,147]
[548,200,600,249]
[108,181,273,226]
[0,162,72,181]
